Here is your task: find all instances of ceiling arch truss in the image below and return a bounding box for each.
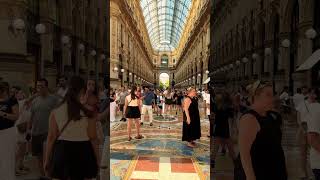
[140,0,192,52]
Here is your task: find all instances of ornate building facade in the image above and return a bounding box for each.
[110,0,154,89]
[110,0,210,90]
[0,0,108,89]
[175,0,210,89]
[209,0,320,93]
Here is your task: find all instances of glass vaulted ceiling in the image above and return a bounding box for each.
[140,0,192,52]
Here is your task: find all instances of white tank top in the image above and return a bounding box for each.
[53,103,90,141]
[126,95,139,106]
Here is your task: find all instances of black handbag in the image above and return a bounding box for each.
[46,118,71,177]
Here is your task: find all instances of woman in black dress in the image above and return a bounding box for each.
[236,81,287,180]
[212,92,236,166]
[182,87,201,148]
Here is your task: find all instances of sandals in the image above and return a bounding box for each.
[135,135,144,139]
[187,142,196,148]
[128,135,143,141]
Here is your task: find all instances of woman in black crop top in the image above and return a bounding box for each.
[0,82,19,179]
[237,81,287,180]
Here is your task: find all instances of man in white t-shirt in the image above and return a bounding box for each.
[56,76,68,102]
[203,89,210,119]
[296,88,313,179]
[307,88,320,180]
[293,87,307,110]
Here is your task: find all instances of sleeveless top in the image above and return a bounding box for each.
[237,109,287,180]
[53,103,90,141]
[126,95,139,107]
[183,96,200,120]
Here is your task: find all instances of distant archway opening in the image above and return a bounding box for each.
[159,73,169,90]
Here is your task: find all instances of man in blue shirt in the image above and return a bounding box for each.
[141,86,155,126]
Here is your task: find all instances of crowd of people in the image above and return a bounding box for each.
[0,74,211,179]
[2,74,320,180]
[0,76,109,180]
[109,85,211,146]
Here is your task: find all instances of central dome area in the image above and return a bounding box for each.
[140,0,192,52]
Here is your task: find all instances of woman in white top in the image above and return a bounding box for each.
[44,76,98,180]
[124,86,143,141]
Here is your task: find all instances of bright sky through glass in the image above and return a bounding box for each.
[140,0,192,52]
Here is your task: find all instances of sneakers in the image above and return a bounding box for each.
[120,118,126,122]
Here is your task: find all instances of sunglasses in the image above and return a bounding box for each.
[254,81,272,95]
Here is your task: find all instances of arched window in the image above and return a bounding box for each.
[173,59,176,64]
[161,55,168,67]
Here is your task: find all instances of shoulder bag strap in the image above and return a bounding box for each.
[127,97,133,106]
[56,115,72,140]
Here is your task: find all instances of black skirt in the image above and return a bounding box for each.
[165,98,172,105]
[126,106,140,119]
[51,140,97,179]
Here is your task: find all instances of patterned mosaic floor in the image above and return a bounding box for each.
[110,108,210,180]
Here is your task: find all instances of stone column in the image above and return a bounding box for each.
[0,1,33,86]
[60,0,72,75]
[39,0,54,80]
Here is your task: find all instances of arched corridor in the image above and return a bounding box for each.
[110,0,210,179]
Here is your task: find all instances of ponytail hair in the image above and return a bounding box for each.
[61,76,93,121]
[130,85,137,100]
